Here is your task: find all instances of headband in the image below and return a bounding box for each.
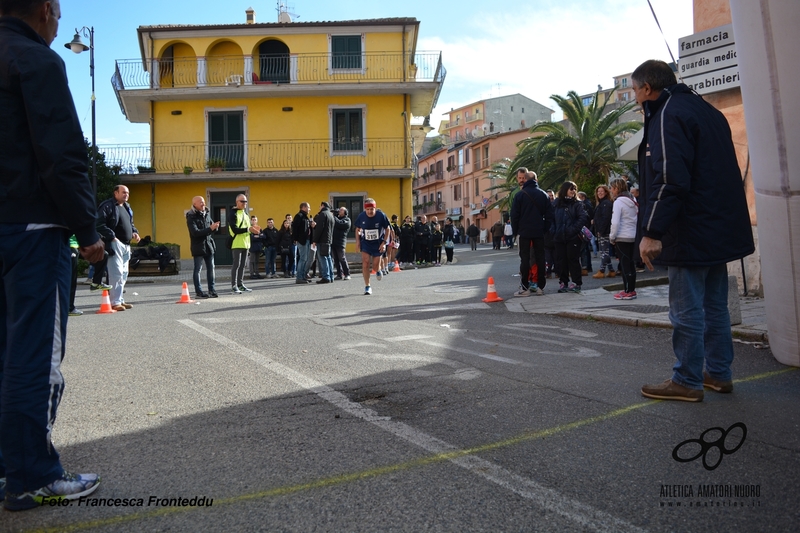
[364,202,376,208]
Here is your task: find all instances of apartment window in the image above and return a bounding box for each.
[482,145,489,168]
[331,108,363,151]
[453,184,462,201]
[436,160,443,179]
[473,148,481,169]
[475,177,481,197]
[331,35,362,69]
[465,181,470,199]
[208,110,245,171]
[465,149,470,164]
[622,77,628,88]
[522,107,525,113]
[510,106,514,112]
[582,96,593,106]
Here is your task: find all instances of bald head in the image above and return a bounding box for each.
[192,196,206,211]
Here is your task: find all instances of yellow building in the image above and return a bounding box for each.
[110,11,444,262]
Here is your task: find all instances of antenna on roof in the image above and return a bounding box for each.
[277,1,299,22]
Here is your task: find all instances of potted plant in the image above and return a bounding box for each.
[446,165,454,172]
[206,157,226,172]
[183,166,193,175]
[137,165,156,174]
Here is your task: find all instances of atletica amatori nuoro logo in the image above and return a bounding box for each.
[672,422,747,471]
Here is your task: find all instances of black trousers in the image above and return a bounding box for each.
[615,241,637,293]
[555,237,583,286]
[332,245,350,277]
[518,237,546,290]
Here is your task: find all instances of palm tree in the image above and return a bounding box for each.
[512,88,642,192]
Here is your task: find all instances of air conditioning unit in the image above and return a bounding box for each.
[470,204,476,209]
[445,208,452,215]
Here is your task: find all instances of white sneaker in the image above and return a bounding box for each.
[514,287,531,297]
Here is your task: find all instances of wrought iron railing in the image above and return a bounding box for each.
[113,51,444,89]
[100,138,409,174]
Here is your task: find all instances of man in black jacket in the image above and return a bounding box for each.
[96,185,140,310]
[292,202,314,284]
[0,0,105,509]
[510,169,554,296]
[261,218,279,278]
[634,60,754,403]
[186,196,219,297]
[312,202,335,283]
[332,207,351,280]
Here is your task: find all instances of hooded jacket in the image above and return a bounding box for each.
[638,83,754,266]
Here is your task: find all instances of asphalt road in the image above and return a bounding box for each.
[5,246,798,533]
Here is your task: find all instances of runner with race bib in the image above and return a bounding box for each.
[354,198,390,295]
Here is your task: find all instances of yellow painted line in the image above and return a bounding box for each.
[25,367,797,533]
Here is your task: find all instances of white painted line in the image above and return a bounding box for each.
[501,325,641,348]
[416,340,523,365]
[178,319,642,532]
[386,334,434,342]
[466,337,602,358]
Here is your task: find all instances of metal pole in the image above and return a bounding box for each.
[89,27,97,202]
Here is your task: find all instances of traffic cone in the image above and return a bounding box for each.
[96,290,116,314]
[482,277,504,303]
[176,282,195,304]
[392,261,401,272]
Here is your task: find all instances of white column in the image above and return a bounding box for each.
[244,56,254,85]
[197,57,207,88]
[730,0,800,367]
[150,58,160,89]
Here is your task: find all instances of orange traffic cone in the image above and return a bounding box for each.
[482,277,504,303]
[392,262,401,272]
[96,290,117,314]
[176,282,195,304]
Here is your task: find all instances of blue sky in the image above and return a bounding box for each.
[54,0,692,146]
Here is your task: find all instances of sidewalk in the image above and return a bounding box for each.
[508,284,769,343]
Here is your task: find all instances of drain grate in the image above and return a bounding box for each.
[587,304,670,314]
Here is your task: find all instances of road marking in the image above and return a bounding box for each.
[466,336,602,358]
[386,334,433,342]
[177,319,641,531]
[501,324,642,348]
[414,339,523,365]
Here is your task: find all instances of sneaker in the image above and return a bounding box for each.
[343,275,351,281]
[90,282,112,291]
[641,379,703,402]
[316,278,331,284]
[295,280,308,285]
[613,291,627,300]
[231,287,243,294]
[530,284,543,296]
[121,303,132,309]
[334,276,343,281]
[557,283,568,293]
[376,271,382,281]
[514,287,531,297]
[195,291,209,299]
[239,285,252,292]
[4,471,100,511]
[567,284,581,293]
[592,271,606,279]
[111,305,126,311]
[68,308,83,317]
[208,290,219,298]
[364,286,372,295]
[621,291,637,300]
[703,371,733,393]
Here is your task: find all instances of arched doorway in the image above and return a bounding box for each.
[258,40,290,84]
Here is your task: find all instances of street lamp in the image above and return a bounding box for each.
[64,27,96,199]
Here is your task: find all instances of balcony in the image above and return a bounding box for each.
[100,138,409,178]
[466,111,483,123]
[113,51,446,122]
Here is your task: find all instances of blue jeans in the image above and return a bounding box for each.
[319,253,334,281]
[193,254,216,294]
[296,242,311,280]
[264,246,277,275]
[668,264,734,390]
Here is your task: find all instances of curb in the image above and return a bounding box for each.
[554,310,769,342]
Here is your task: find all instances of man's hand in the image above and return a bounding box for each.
[132,232,141,243]
[80,239,106,263]
[211,221,220,231]
[639,236,662,272]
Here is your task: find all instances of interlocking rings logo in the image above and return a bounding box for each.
[672,422,747,471]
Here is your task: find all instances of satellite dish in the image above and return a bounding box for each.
[278,11,292,22]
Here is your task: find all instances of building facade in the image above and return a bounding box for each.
[108,12,444,263]
[437,94,552,144]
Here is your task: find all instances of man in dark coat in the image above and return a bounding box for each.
[312,201,336,283]
[186,196,220,297]
[332,207,351,280]
[510,169,554,296]
[634,60,755,403]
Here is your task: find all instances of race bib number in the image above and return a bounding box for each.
[364,229,380,241]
